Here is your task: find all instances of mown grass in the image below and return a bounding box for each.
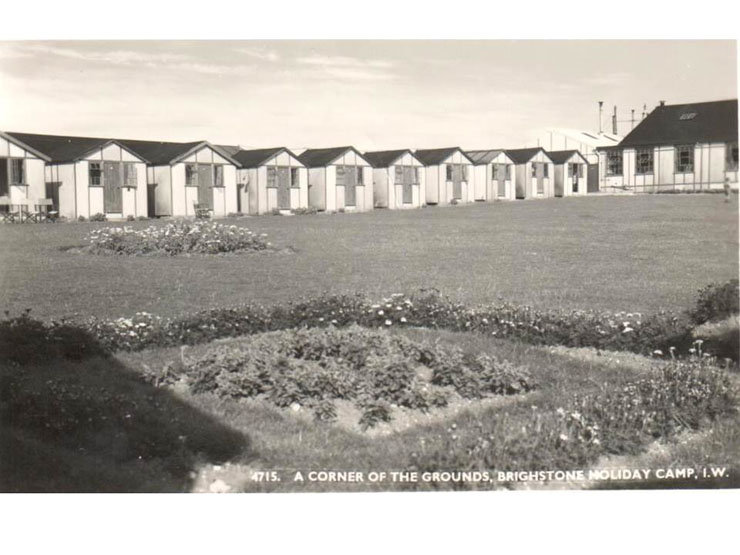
[1,195,736,321]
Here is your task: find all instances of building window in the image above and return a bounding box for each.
[727,142,739,171]
[543,163,549,178]
[89,162,102,186]
[290,167,300,187]
[356,166,364,185]
[123,163,137,187]
[335,165,346,186]
[214,165,224,187]
[446,164,453,181]
[185,164,198,186]
[635,148,654,175]
[8,158,25,185]
[461,164,468,182]
[675,145,694,173]
[266,167,277,188]
[531,163,537,178]
[606,150,623,176]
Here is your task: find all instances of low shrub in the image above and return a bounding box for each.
[126,215,136,222]
[292,206,318,216]
[409,358,737,488]
[183,325,534,428]
[0,311,108,365]
[84,220,274,256]
[77,216,87,222]
[89,213,107,222]
[137,216,149,221]
[689,279,739,325]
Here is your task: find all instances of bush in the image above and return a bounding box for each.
[409,358,737,488]
[292,206,318,216]
[77,216,87,222]
[89,213,107,222]
[84,220,274,256]
[689,279,739,325]
[183,326,534,428]
[126,215,136,222]
[137,216,149,221]
[0,311,108,365]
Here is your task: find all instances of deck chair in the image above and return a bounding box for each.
[34,199,58,223]
[18,199,35,223]
[193,202,211,219]
[0,196,14,223]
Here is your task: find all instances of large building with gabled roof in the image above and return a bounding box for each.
[596,99,738,192]
[298,146,373,212]
[363,149,425,209]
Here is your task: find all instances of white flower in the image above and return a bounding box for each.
[559,434,569,442]
[622,327,634,333]
[400,317,407,323]
[377,310,384,316]
[653,349,664,356]
[385,319,392,326]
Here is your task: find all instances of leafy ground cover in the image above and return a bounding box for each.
[83,220,274,255]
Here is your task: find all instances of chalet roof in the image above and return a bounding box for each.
[505,147,550,164]
[298,146,366,168]
[547,150,588,164]
[465,149,507,165]
[414,147,471,166]
[228,147,303,169]
[4,131,125,164]
[362,149,417,168]
[614,99,738,149]
[116,139,209,166]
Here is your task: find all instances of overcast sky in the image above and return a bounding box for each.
[0,40,736,151]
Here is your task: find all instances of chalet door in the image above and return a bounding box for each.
[197,164,213,209]
[535,163,544,194]
[496,164,507,197]
[452,165,462,199]
[572,164,579,193]
[147,184,157,217]
[277,166,291,209]
[587,164,599,193]
[103,162,123,213]
[345,166,357,206]
[402,166,415,204]
[0,158,8,197]
[45,182,60,210]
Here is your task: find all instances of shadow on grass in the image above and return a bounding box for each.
[1,339,254,492]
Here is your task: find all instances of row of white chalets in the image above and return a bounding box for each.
[0,131,590,220]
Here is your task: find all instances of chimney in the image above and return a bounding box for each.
[598,101,604,134]
[631,109,635,130]
[659,100,666,107]
[612,106,618,135]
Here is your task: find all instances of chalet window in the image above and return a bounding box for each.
[543,163,549,178]
[606,150,623,176]
[336,165,346,186]
[675,145,694,173]
[635,148,654,174]
[504,164,512,180]
[214,165,224,187]
[89,162,102,186]
[414,167,420,183]
[531,163,537,178]
[395,166,403,182]
[123,163,137,187]
[568,163,574,177]
[266,167,277,188]
[8,158,25,185]
[461,165,468,182]
[185,164,198,186]
[579,164,585,178]
[356,166,364,185]
[446,164,453,181]
[290,167,300,187]
[727,142,739,171]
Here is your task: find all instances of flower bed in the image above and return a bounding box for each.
[180,325,535,429]
[84,220,273,255]
[407,357,737,488]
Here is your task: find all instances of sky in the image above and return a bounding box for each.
[0,40,736,151]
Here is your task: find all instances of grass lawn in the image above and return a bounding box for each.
[0,194,737,321]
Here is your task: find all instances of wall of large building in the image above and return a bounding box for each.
[598,142,738,192]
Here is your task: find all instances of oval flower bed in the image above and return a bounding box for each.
[84,221,274,256]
